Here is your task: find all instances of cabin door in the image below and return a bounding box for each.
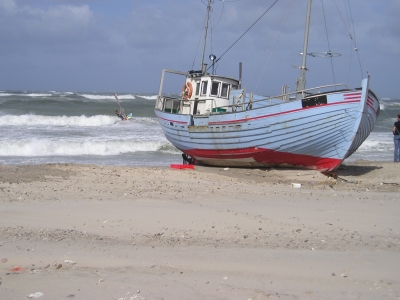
[193,100,199,115]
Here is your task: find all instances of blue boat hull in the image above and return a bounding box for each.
[155,78,379,171]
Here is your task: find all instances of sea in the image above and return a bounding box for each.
[0,91,398,167]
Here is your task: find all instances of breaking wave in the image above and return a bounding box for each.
[0,114,119,127]
[0,138,176,156]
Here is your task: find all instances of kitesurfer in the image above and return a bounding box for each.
[116,109,125,120]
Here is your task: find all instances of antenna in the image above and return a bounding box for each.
[201,0,212,73]
[296,0,313,98]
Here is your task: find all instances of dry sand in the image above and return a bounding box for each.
[0,161,399,299]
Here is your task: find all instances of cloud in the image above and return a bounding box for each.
[372,0,400,55]
[0,2,94,45]
[0,0,16,12]
[0,0,398,97]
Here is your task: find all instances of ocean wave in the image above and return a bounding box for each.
[80,94,136,100]
[379,98,400,107]
[0,92,53,97]
[138,95,157,100]
[158,143,181,154]
[50,91,75,96]
[135,117,159,125]
[0,114,119,127]
[0,138,173,156]
[356,132,392,151]
[25,93,51,97]
[358,139,391,150]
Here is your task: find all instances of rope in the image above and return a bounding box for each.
[343,0,354,82]
[208,0,280,70]
[333,0,364,78]
[209,1,215,62]
[211,0,224,30]
[192,0,215,70]
[192,10,208,70]
[210,0,225,65]
[251,0,296,93]
[321,0,337,88]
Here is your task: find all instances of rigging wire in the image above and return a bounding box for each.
[250,0,296,93]
[211,0,225,29]
[192,0,214,70]
[333,0,364,78]
[346,0,358,48]
[342,0,353,83]
[209,2,215,65]
[345,0,359,82]
[191,28,205,70]
[321,0,337,87]
[210,0,226,74]
[208,0,280,69]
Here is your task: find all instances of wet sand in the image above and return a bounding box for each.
[0,161,399,299]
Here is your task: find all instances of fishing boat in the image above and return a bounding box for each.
[154,0,380,171]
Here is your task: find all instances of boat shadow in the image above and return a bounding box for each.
[194,161,387,182]
[336,163,383,177]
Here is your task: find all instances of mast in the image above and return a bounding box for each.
[200,0,212,73]
[296,0,312,98]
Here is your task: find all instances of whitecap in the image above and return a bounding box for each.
[0,139,171,156]
[0,114,118,127]
[138,95,157,100]
[80,94,136,100]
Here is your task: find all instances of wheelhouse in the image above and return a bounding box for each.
[155,69,240,116]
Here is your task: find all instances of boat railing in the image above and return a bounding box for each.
[157,95,223,115]
[250,82,351,104]
[295,83,350,98]
[156,96,181,114]
[224,83,352,111]
[156,82,351,115]
[219,82,351,113]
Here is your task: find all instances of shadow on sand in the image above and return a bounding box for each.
[337,163,383,177]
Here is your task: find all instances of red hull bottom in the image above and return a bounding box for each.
[184,147,342,171]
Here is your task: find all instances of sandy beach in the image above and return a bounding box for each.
[0,161,399,299]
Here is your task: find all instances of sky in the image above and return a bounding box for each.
[0,0,399,98]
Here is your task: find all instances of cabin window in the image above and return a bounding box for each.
[195,82,200,96]
[221,83,229,98]
[201,81,208,96]
[211,82,220,96]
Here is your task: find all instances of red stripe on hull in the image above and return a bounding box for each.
[344,92,361,101]
[344,97,360,101]
[344,93,361,97]
[367,96,379,117]
[184,147,342,171]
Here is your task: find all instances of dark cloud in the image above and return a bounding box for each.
[0,0,398,97]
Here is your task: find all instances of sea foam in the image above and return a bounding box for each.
[139,95,157,100]
[0,138,170,156]
[0,114,118,127]
[80,94,136,100]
